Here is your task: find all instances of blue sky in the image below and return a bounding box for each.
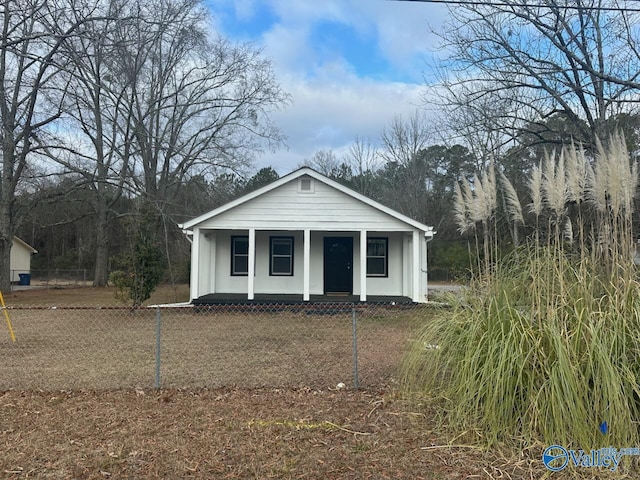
[206,0,449,173]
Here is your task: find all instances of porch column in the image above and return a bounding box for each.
[422,233,429,301]
[360,229,367,302]
[303,229,310,301]
[248,228,255,300]
[189,227,200,301]
[208,232,216,294]
[402,234,410,297]
[412,230,420,302]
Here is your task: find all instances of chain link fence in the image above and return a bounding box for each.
[0,303,433,391]
[11,269,93,288]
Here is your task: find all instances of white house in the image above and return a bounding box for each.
[11,236,37,283]
[180,168,435,304]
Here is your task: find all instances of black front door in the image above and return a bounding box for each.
[323,237,353,294]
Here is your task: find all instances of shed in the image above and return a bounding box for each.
[11,236,37,283]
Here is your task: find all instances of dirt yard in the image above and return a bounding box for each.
[0,286,587,479]
[0,388,545,479]
[0,301,421,390]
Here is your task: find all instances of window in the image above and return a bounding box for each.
[366,238,388,277]
[231,236,249,276]
[270,237,294,276]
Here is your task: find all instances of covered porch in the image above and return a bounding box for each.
[189,227,429,303]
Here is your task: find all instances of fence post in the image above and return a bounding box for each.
[352,307,359,390]
[155,307,161,389]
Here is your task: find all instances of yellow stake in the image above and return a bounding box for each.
[0,291,15,342]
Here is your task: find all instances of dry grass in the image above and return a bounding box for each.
[4,283,190,306]
[0,388,546,479]
[0,287,427,390]
[0,287,616,479]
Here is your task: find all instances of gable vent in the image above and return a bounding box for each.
[298,177,314,193]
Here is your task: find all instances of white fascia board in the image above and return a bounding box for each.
[181,166,437,236]
[180,168,313,230]
[301,169,436,234]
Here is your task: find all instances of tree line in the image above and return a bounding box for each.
[1,0,288,290]
[17,104,486,286]
[7,0,640,290]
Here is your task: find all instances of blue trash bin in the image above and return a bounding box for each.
[18,273,31,286]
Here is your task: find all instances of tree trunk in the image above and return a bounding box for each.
[0,239,11,292]
[0,198,13,292]
[93,207,110,287]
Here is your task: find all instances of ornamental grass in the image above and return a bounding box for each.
[403,133,640,450]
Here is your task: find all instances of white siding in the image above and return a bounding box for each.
[207,230,408,297]
[214,231,251,294]
[10,242,34,282]
[196,231,211,298]
[366,232,404,296]
[214,231,307,295]
[308,231,325,295]
[254,231,303,294]
[196,176,413,231]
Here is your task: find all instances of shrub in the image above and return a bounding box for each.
[430,242,474,281]
[109,208,165,307]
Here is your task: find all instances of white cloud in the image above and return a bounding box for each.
[261,24,317,76]
[262,0,447,72]
[368,1,448,67]
[266,0,354,25]
[229,0,257,22]
[257,75,425,173]
[207,0,450,174]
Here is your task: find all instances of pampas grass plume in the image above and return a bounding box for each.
[529,163,543,217]
[500,171,523,225]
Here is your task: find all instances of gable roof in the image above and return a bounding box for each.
[179,167,435,236]
[13,236,37,254]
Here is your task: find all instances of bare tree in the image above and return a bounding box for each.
[430,85,519,171]
[379,110,432,166]
[106,0,289,287]
[0,0,101,290]
[52,0,132,286]
[45,0,288,286]
[344,136,381,197]
[113,0,288,207]
[433,0,640,151]
[301,149,344,177]
[378,111,434,222]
